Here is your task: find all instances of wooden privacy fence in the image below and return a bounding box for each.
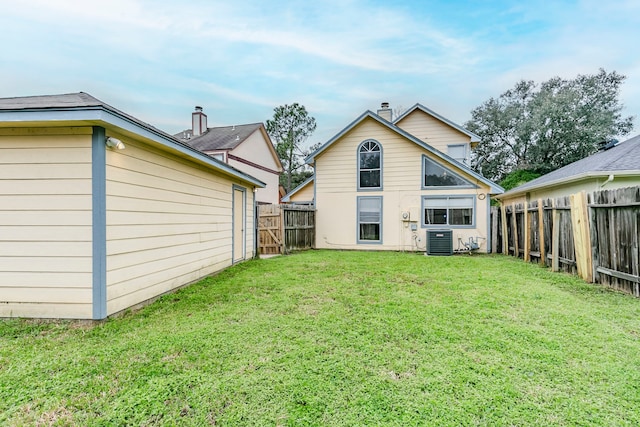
[258,204,315,255]
[492,186,640,296]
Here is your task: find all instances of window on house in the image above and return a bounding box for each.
[447,144,467,164]
[423,196,474,227]
[358,140,381,189]
[358,196,382,242]
[422,156,473,188]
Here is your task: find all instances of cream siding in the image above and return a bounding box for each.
[315,117,492,252]
[498,176,640,207]
[228,130,280,204]
[395,109,471,154]
[105,136,255,316]
[0,128,93,319]
[288,180,315,203]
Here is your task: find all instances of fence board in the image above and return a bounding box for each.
[258,204,315,255]
[498,186,640,297]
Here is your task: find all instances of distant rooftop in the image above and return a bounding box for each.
[500,134,640,196]
[176,123,264,151]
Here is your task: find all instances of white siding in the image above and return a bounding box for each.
[228,129,281,204]
[105,136,255,316]
[0,128,93,319]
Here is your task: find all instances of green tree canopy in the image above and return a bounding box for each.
[266,103,317,193]
[466,69,634,182]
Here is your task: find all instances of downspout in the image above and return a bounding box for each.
[600,174,615,188]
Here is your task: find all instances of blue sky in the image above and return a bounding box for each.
[1,0,639,145]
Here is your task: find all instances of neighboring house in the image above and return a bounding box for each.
[175,107,282,204]
[0,93,264,320]
[281,176,314,205]
[305,103,503,252]
[495,134,640,205]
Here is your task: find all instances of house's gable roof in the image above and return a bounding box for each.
[306,110,503,194]
[498,134,640,198]
[177,122,282,171]
[0,92,265,188]
[281,176,314,202]
[394,103,481,143]
[179,123,261,150]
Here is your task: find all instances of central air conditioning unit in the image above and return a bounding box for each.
[426,230,453,256]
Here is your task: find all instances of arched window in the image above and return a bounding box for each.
[358,140,381,189]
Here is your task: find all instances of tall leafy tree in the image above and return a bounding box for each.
[466,69,634,182]
[266,103,317,192]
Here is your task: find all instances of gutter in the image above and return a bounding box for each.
[495,170,639,200]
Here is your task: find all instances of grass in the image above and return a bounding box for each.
[2,250,640,426]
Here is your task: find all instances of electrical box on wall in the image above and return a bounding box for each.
[401,208,420,222]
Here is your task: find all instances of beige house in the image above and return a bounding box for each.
[281,176,314,205]
[176,107,282,204]
[495,135,640,205]
[0,93,264,320]
[306,103,503,253]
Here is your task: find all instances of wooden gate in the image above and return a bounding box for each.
[258,204,315,255]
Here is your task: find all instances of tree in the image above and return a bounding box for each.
[466,69,634,182]
[499,169,541,191]
[266,103,317,192]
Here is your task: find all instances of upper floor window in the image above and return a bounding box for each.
[358,140,382,189]
[447,144,467,164]
[422,155,474,188]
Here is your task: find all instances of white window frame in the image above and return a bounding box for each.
[447,144,467,164]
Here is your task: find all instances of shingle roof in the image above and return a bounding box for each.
[500,134,640,196]
[177,123,263,151]
[0,92,266,188]
[0,92,104,109]
[0,92,174,140]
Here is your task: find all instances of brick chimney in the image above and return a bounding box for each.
[192,106,208,136]
[377,102,392,121]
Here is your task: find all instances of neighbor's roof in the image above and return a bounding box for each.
[497,134,640,198]
[176,122,282,171]
[177,123,263,151]
[305,109,503,194]
[0,92,265,188]
[394,103,481,143]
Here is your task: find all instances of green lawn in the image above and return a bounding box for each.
[2,251,640,426]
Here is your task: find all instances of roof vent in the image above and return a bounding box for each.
[599,138,619,151]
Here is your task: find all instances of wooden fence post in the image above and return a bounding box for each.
[501,203,508,255]
[491,207,499,254]
[552,199,560,272]
[538,199,546,267]
[524,201,531,262]
[512,203,519,258]
[570,191,594,282]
